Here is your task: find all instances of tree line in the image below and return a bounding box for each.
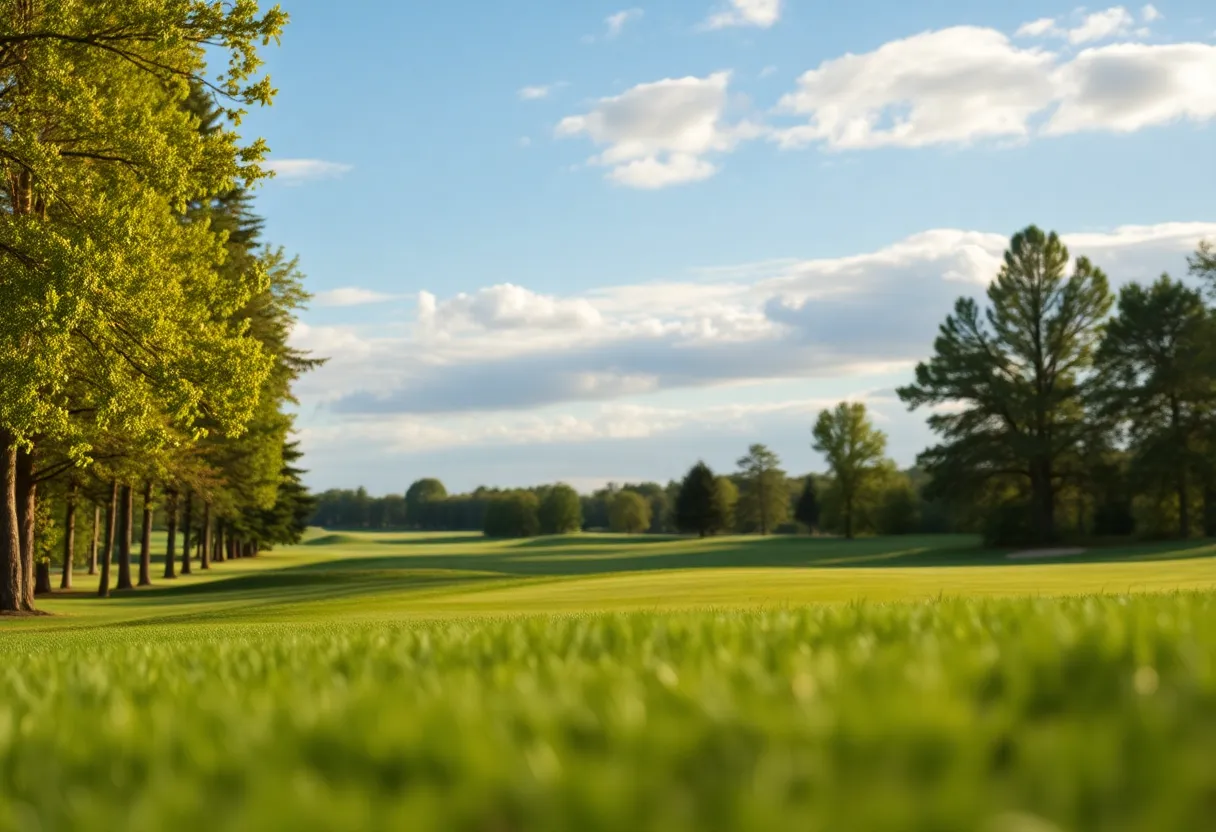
[0,3,316,614]
[319,226,1216,548]
[312,433,929,541]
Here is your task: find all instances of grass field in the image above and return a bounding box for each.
[4,532,1216,830]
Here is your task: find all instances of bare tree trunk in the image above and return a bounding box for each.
[16,446,37,610]
[116,485,134,591]
[214,520,225,563]
[164,489,178,579]
[88,504,100,576]
[98,480,118,598]
[201,502,212,570]
[138,481,153,587]
[180,490,193,575]
[60,483,77,590]
[0,433,25,612]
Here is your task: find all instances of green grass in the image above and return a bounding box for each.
[3,532,1216,830]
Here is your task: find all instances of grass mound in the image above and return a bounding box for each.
[2,594,1215,831]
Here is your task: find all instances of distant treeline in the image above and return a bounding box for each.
[311,448,955,539]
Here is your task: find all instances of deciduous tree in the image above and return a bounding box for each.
[812,403,888,540]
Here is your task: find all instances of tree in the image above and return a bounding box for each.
[1092,276,1213,538]
[406,479,447,529]
[0,4,287,612]
[898,227,1113,545]
[483,492,540,539]
[876,476,920,536]
[735,444,788,535]
[812,403,888,539]
[714,476,739,534]
[609,491,651,535]
[676,462,728,537]
[795,477,821,533]
[539,484,582,535]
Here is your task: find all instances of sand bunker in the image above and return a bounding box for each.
[1006,548,1087,561]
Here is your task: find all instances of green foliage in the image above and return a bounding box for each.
[794,477,820,532]
[1092,276,1214,539]
[735,444,788,535]
[899,227,1113,545]
[676,462,728,537]
[406,479,448,528]
[714,476,739,533]
[876,479,920,536]
[812,403,889,539]
[484,492,540,539]
[539,484,583,535]
[2,593,1216,831]
[609,490,651,535]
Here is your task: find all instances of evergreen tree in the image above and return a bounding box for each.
[795,477,821,533]
[676,462,727,538]
[898,227,1112,545]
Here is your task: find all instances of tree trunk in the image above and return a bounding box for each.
[180,490,193,575]
[844,494,854,540]
[214,520,225,563]
[1031,460,1056,544]
[201,502,212,570]
[61,484,77,590]
[16,446,37,611]
[138,481,153,587]
[164,489,178,579]
[116,485,134,591]
[97,480,118,598]
[34,560,52,596]
[88,504,100,576]
[0,433,25,612]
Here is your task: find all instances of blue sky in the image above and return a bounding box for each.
[244,1,1216,494]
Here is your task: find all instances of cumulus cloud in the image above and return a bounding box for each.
[302,222,1216,417]
[1047,43,1216,134]
[557,71,759,187]
[1017,17,1062,38]
[418,284,603,333]
[704,0,782,30]
[314,288,401,308]
[1016,7,1142,44]
[264,159,353,183]
[774,28,1216,149]
[606,8,643,38]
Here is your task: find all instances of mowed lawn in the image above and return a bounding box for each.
[13,530,1216,627]
[4,533,1216,831]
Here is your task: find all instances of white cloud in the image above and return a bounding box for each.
[264,159,353,184]
[418,284,603,333]
[704,0,782,30]
[299,222,1216,417]
[774,27,1216,149]
[1142,4,1163,22]
[557,71,758,188]
[606,8,643,38]
[1047,43,1216,134]
[775,27,1057,149]
[1068,7,1137,44]
[518,85,556,101]
[759,65,778,78]
[314,288,401,308]
[1017,17,1062,38]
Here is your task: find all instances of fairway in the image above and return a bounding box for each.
[4,533,1216,831]
[12,531,1216,628]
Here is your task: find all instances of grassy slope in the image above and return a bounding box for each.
[3,533,1216,831]
[11,531,1216,628]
